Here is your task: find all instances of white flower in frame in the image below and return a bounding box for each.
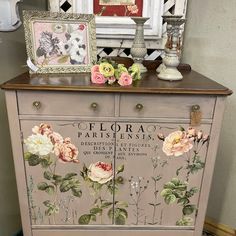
[24,133,53,156]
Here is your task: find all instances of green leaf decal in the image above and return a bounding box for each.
[40,156,52,168]
[164,194,177,204]
[79,214,92,225]
[160,189,172,197]
[44,171,53,180]
[71,187,82,198]
[60,180,71,192]
[45,185,55,195]
[101,202,113,209]
[90,207,102,215]
[28,154,40,166]
[37,182,48,191]
[64,173,78,180]
[183,205,196,215]
[114,214,126,225]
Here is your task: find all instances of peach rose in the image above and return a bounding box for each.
[88,161,113,184]
[187,127,196,137]
[163,131,193,157]
[118,72,132,86]
[54,137,79,163]
[91,72,107,84]
[49,132,63,145]
[32,123,53,136]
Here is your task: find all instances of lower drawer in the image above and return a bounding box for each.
[32,229,194,236]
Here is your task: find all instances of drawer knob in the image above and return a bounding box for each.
[191,104,200,111]
[32,101,41,110]
[136,103,144,111]
[91,102,98,110]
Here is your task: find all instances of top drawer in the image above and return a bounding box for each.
[17,91,115,117]
[119,94,215,119]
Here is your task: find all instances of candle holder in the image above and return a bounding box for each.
[130,17,149,73]
[158,15,186,81]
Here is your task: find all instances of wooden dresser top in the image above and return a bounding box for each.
[1,70,232,96]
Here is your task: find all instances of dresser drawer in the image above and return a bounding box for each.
[119,94,215,119]
[17,91,115,117]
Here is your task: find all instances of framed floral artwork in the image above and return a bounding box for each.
[23,10,97,74]
[48,0,164,46]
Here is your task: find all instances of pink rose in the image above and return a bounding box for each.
[91,65,100,74]
[163,131,193,157]
[54,138,79,163]
[88,161,113,184]
[91,72,107,84]
[32,123,53,136]
[118,72,133,86]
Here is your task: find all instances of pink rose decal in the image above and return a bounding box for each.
[32,123,53,136]
[118,72,133,86]
[91,72,107,84]
[163,131,194,157]
[54,137,79,163]
[88,161,113,184]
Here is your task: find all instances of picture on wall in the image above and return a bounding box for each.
[93,0,143,16]
[23,10,97,74]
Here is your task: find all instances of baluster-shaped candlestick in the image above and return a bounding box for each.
[158,15,186,81]
[130,17,149,73]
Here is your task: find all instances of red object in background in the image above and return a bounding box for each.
[93,0,143,17]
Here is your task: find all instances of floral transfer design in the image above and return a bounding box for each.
[24,123,81,223]
[94,0,143,17]
[34,22,88,66]
[79,163,128,225]
[158,127,209,226]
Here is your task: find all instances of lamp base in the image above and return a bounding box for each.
[158,67,183,81]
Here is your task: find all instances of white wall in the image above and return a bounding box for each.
[182,0,236,228]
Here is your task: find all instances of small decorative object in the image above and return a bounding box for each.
[23,10,97,74]
[158,15,186,81]
[91,58,141,86]
[130,17,149,73]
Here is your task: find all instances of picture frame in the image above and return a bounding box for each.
[23,10,97,74]
[76,0,164,39]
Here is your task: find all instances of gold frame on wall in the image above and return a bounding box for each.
[23,10,97,74]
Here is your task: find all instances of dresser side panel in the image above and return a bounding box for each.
[194,96,226,236]
[5,91,32,236]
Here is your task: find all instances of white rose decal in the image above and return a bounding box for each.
[88,162,113,184]
[24,133,53,156]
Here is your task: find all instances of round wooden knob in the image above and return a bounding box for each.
[91,102,98,110]
[136,103,144,111]
[32,101,41,110]
[192,104,200,111]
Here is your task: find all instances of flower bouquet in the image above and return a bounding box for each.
[91,58,141,86]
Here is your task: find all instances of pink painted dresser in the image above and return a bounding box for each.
[1,69,232,236]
